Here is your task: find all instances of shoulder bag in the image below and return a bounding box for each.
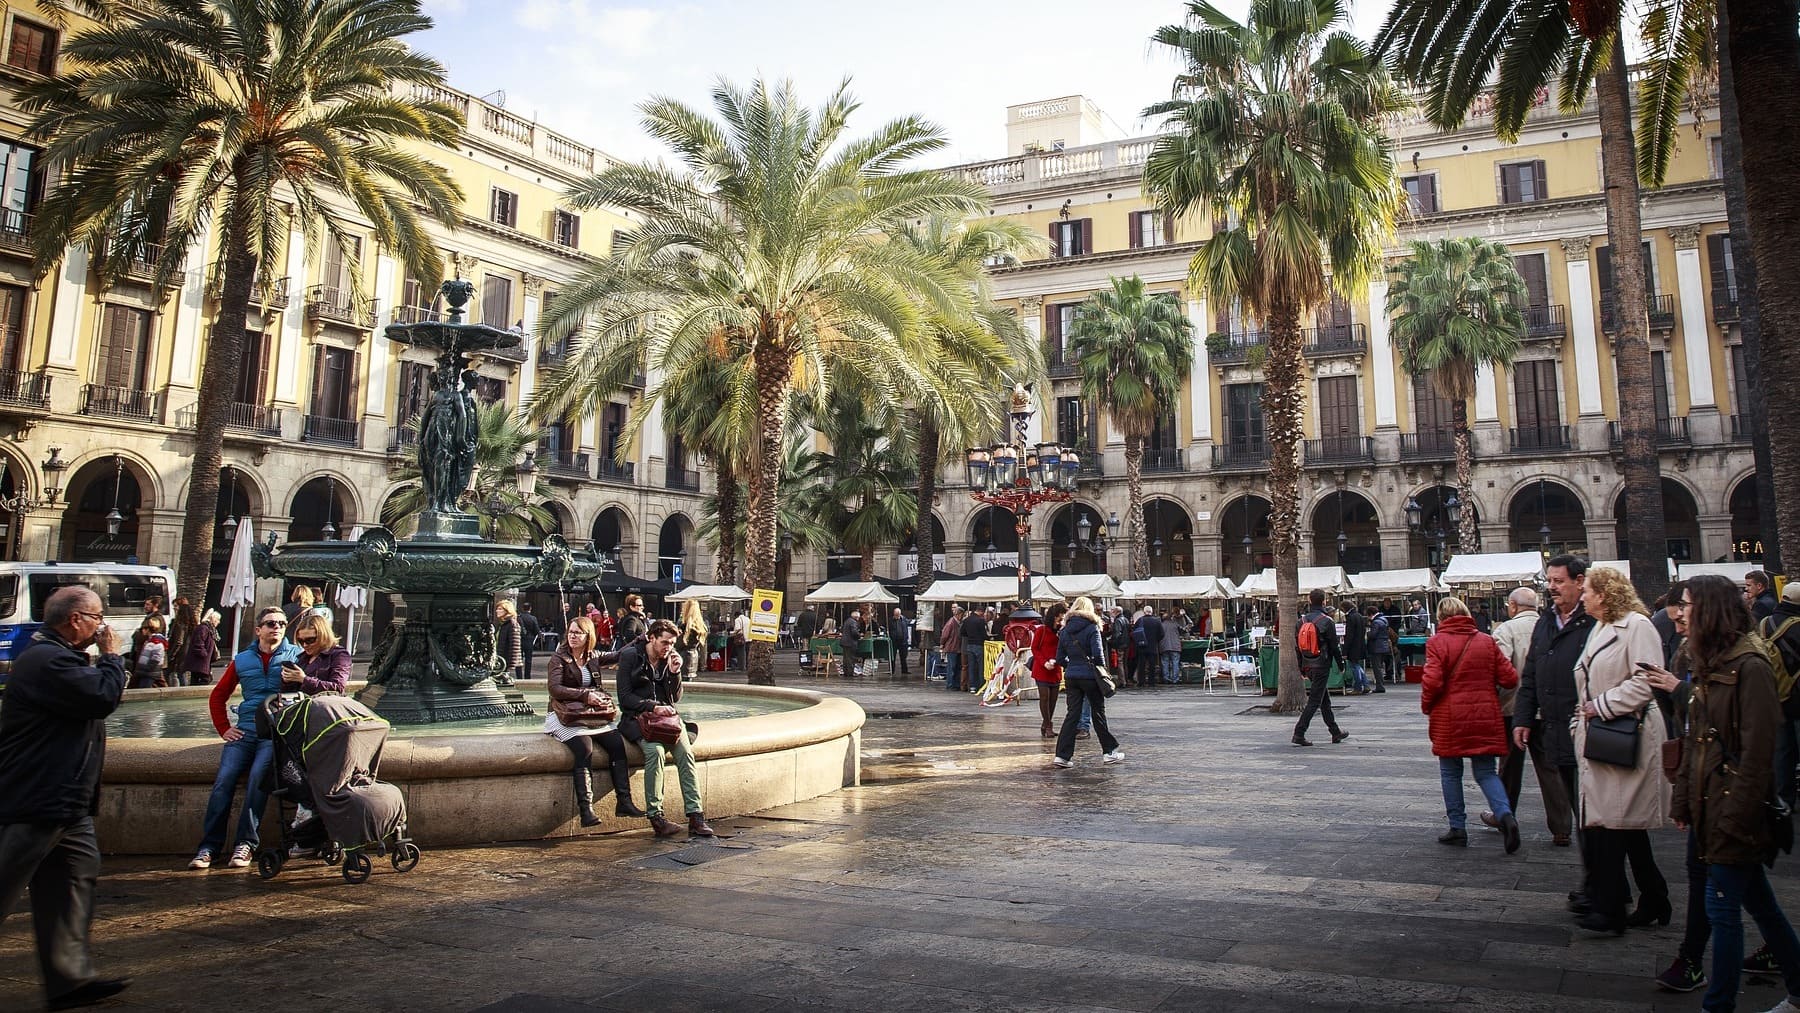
[1581,636,1643,768]
[1074,623,1115,698]
[637,705,684,745]
[550,657,619,727]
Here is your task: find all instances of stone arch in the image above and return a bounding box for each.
[897,512,948,578]
[1140,496,1194,577]
[542,498,576,538]
[284,469,363,525]
[58,453,158,562]
[590,505,636,569]
[1506,477,1589,557]
[1611,477,1703,564]
[1046,501,1112,575]
[656,512,696,581]
[1307,487,1382,571]
[287,475,357,542]
[1727,471,1764,563]
[968,504,1019,569]
[62,448,162,510]
[0,441,39,503]
[1217,492,1273,584]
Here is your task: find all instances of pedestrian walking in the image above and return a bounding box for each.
[1641,582,1710,993]
[1514,554,1597,910]
[518,603,542,679]
[1487,587,1572,846]
[493,599,524,682]
[1051,597,1122,767]
[183,609,222,687]
[1292,590,1348,746]
[1030,603,1067,737]
[1366,605,1393,691]
[1421,597,1521,852]
[939,606,964,690]
[129,615,168,689]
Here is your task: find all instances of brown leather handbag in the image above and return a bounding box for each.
[552,691,618,728]
[636,705,684,745]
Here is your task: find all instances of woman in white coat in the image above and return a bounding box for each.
[1572,565,1672,935]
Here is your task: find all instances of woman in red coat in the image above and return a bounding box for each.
[1030,603,1069,737]
[1421,596,1521,853]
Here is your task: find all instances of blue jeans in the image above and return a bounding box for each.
[1161,652,1181,683]
[1704,862,1800,1011]
[1349,661,1369,692]
[1078,698,1092,732]
[198,734,274,853]
[1438,755,1510,830]
[963,649,983,690]
[943,651,962,691]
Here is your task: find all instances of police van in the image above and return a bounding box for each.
[0,562,176,682]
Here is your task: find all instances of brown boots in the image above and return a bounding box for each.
[648,815,683,838]
[687,813,717,837]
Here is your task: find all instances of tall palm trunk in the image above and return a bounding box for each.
[1263,304,1306,712]
[1452,398,1477,552]
[744,345,794,686]
[176,193,254,602]
[1718,1,1781,570]
[1597,36,1670,604]
[1124,433,1147,579]
[713,468,740,586]
[913,414,939,597]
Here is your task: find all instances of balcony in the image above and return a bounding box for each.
[0,209,32,256]
[1208,330,1268,366]
[1399,430,1457,461]
[954,134,1159,196]
[1731,414,1755,443]
[597,458,635,485]
[305,286,376,330]
[1600,293,1677,334]
[81,383,155,421]
[1141,448,1183,473]
[622,371,646,390]
[1508,425,1572,453]
[537,343,572,368]
[1046,351,1080,380]
[1714,287,1740,324]
[540,445,592,481]
[1302,324,1367,358]
[387,425,419,456]
[391,304,439,325]
[118,242,164,283]
[175,401,283,437]
[1608,416,1691,449]
[666,464,701,491]
[302,414,360,447]
[206,263,290,310]
[1304,436,1375,467]
[1212,442,1270,472]
[1520,303,1567,340]
[0,368,50,412]
[1073,442,1103,478]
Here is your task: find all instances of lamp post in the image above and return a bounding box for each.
[1406,491,1460,570]
[1074,509,1120,572]
[104,455,124,539]
[0,447,68,560]
[320,477,338,541]
[965,384,1078,625]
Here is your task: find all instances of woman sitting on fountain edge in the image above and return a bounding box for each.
[545,616,646,826]
[617,619,715,838]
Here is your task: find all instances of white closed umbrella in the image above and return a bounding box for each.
[221,516,257,657]
[335,583,369,653]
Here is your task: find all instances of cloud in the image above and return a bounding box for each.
[509,2,661,55]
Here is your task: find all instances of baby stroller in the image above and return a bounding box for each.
[254,693,420,884]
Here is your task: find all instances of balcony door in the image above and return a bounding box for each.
[311,345,357,421]
[232,328,269,406]
[1225,383,1264,454]
[97,305,151,391]
[1317,375,1362,457]
[1055,396,1089,450]
[0,283,24,373]
[1411,371,1455,454]
[1513,359,1562,444]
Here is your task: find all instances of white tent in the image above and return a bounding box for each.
[1677,561,1760,582]
[1348,568,1445,596]
[668,584,751,602]
[1589,559,1679,581]
[1035,573,1122,602]
[1236,566,1349,599]
[1117,575,1235,600]
[916,576,1020,603]
[221,516,257,657]
[1441,551,1545,588]
[804,580,900,604]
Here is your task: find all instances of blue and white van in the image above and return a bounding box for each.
[0,562,176,681]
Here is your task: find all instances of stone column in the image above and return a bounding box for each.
[1561,236,1604,418]
[519,273,544,407]
[1191,531,1222,581]
[1186,297,1212,443]
[1697,512,1735,567]
[362,253,398,440]
[19,504,63,562]
[1378,526,1414,572]
[45,246,88,374]
[1585,519,1619,562]
[1669,225,1718,410]
[1367,279,1398,428]
[273,230,309,410]
[1479,521,1512,555]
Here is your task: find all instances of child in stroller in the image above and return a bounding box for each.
[254,692,420,883]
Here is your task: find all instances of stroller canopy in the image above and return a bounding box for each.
[273,695,405,851]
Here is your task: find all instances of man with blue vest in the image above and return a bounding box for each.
[188,606,302,871]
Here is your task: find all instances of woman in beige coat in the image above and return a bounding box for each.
[1572,565,1671,935]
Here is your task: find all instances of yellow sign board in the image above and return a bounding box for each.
[749,588,783,643]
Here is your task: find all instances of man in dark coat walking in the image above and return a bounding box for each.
[518,603,542,680]
[1292,589,1347,746]
[1344,603,1369,692]
[0,586,130,1010]
[888,607,912,676]
[1511,555,1596,900]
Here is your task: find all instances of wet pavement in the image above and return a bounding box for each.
[4,663,1792,1011]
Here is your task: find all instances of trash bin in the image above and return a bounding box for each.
[1404,664,1425,684]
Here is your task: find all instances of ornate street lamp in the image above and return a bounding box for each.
[320,477,339,541]
[219,465,239,541]
[965,384,1077,624]
[0,448,67,560]
[1408,490,1450,571]
[1537,478,1552,552]
[104,455,124,538]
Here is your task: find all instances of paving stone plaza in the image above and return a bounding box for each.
[6,668,1793,1012]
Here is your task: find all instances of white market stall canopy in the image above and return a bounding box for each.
[1441,552,1545,588]
[667,584,751,602]
[1677,561,1760,582]
[804,581,900,604]
[916,576,1016,603]
[1348,568,1445,596]
[918,574,1122,604]
[1588,559,1679,581]
[1118,576,1236,600]
[1236,566,1349,599]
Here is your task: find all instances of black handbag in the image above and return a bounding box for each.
[1581,639,1644,768]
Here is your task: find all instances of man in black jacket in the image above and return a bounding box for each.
[1344,603,1369,692]
[888,607,912,676]
[0,587,130,1010]
[616,619,713,839]
[518,603,542,680]
[960,607,988,692]
[1511,555,1596,903]
[1292,589,1347,746]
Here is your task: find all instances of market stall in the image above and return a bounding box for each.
[1677,561,1760,583]
[1440,551,1545,590]
[668,584,751,602]
[1234,566,1350,599]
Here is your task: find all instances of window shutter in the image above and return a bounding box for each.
[1708,233,1735,300]
[1048,224,1062,257]
[1499,164,1515,204]
[1128,211,1142,250]
[1078,218,1092,255]
[1595,245,1615,313]
[1532,160,1547,200]
[1650,351,1671,422]
[1514,254,1549,309]
[310,345,326,415]
[569,214,580,248]
[0,283,23,372]
[1162,211,1175,244]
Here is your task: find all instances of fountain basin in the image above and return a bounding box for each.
[97,682,863,854]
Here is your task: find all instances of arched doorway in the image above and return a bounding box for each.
[969,505,1019,570]
[1142,499,1194,577]
[897,516,948,578]
[1048,503,1109,575]
[543,501,573,539]
[1730,478,1764,563]
[1311,489,1381,572]
[591,507,632,570]
[1406,485,1479,569]
[61,456,145,563]
[1509,479,1587,557]
[0,462,18,560]
[1219,494,1272,584]
[657,513,693,582]
[207,467,261,608]
[1614,479,1702,564]
[289,477,351,543]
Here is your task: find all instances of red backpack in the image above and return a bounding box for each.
[1297,617,1321,656]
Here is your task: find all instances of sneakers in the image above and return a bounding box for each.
[288,843,318,859]
[1746,945,1780,974]
[1103,750,1125,764]
[1763,1000,1800,1013]
[1050,757,1073,768]
[1654,956,1706,993]
[227,843,254,868]
[187,849,213,870]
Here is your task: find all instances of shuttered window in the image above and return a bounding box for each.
[1513,253,1550,309]
[1044,302,1078,364]
[1127,210,1168,249]
[311,345,357,420]
[1650,351,1672,423]
[481,274,513,328]
[6,19,55,75]
[231,329,269,406]
[602,402,627,460]
[552,209,580,248]
[1401,174,1438,213]
[1513,360,1561,437]
[1499,160,1548,204]
[1317,375,1361,456]
[1055,397,1088,448]
[396,361,432,424]
[1049,219,1091,257]
[489,188,518,228]
[96,305,151,390]
[1225,383,1264,453]
[0,283,24,373]
[323,235,359,296]
[1595,241,1659,308]
[1707,233,1738,308]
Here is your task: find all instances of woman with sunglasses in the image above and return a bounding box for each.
[190,606,302,871]
[290,612,350,695]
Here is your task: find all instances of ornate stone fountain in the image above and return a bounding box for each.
[253,279,600,722]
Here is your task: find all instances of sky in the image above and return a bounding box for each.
[414,0,1395,166]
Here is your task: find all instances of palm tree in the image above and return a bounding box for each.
[382,402,555,543]
[1375,0,1675,602]
[1388,238,1527,552]
[808,388,919,583]
[698,438,835,595]
[890,215,1044,600]
[1143,0,1403,711]
[1065,276,1194,580]
[528,78,986,685]
[22,0,463,603]
[660,355,759,586]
